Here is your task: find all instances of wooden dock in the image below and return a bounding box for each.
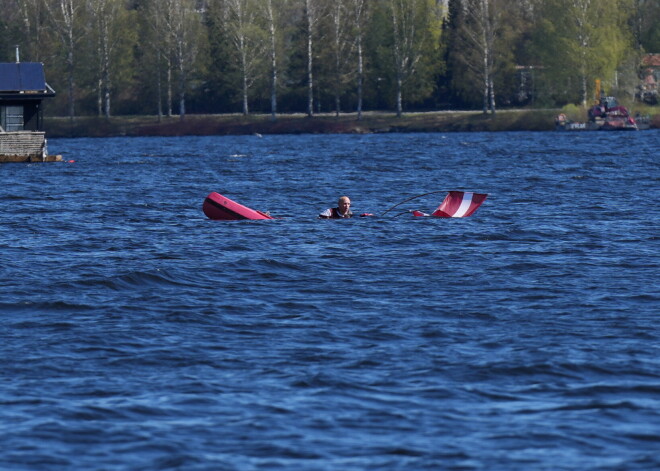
[0,131,62,162]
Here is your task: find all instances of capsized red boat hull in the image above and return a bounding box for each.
[203,192,274,220]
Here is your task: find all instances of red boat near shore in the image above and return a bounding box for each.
[555,80,649,131]
[556,96,639,131]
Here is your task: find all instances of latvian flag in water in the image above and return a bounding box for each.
[412,191,488,218]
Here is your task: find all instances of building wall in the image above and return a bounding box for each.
[0,101,42,131]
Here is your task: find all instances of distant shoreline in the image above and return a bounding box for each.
[43,109,658,138]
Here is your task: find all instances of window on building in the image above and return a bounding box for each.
[1,106,24,131]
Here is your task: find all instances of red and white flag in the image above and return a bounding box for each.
[412,191,488,218]
[432,191,487,217]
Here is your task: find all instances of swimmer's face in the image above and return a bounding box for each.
[338,197,351,215]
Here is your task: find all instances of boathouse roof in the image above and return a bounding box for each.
[0,62,55,99]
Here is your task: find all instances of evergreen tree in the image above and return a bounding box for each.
[205,0,241,113]
[630,0,660,52]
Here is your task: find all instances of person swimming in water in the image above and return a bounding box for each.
[319,196,353,218]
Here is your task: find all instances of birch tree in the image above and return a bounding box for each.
[350,0,368,120]
[139,0,172,117]
[88,0,131,117]
[13,0,49,62]
[162,0,204,119]
[324,0,351,116]
[226,0,268,115]
[532,0,631,106]
[0,2,20,61]
[321,0,370,117]
[44,0,86,121]
[453,0,501,114]
[263,0,283,119]
[387,0,443,117]
[572,0,599,106]
[302,0,324,117]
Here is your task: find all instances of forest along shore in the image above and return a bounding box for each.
[39,109,616,138]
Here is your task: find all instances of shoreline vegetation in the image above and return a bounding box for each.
[44,109,659,138]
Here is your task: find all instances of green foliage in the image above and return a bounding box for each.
[530,0,637,106]
[204,1,243,112]
[634,0,660,51]
[1,0,653,116]
[560,103,584,122]
[643,23,660,52]
[368,0,444,112]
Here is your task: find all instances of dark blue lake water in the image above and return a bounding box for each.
[1,131,658,470]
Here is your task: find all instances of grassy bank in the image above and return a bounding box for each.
[43,109,576,138]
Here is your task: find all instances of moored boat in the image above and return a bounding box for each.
[588,96,638,131]
[555,80,648,131]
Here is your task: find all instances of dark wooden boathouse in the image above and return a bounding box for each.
[0,61,60,162]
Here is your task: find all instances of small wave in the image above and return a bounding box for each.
[0,300,95,316]
[84,269,196,290]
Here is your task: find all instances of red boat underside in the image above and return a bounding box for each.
[203,192,274,220]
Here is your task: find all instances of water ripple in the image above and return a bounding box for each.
[0,132,658,470]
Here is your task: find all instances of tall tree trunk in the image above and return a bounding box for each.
[357,35,363,120]
[161,0,201,121]
[179,58,186,121]
[227,0,261,117]
[157,51,163,121]
[102,17,111,118]
[458,0,498,115]
[333,3,341,118]
[267,0,278,120]
[488,77,495,114]
[67,42,75,123]
[306,0,314,117]
[391,1,403,117]
[44,0,81,123]
[355,0,366,120]
[177,29,186,120]
[241,46,249,115]
[482,53,489,114]
[332,4,342,118]
[93,1,113,119]
[167,58,173,117]
[97,42,104,117]
[18,0,45,62]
